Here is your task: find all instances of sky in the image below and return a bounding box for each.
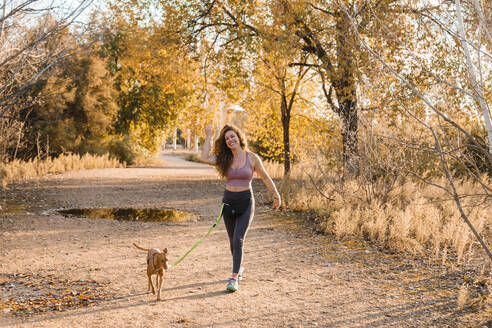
[29,0,105,24]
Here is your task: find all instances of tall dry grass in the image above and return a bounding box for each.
[0,153,125,188]
[264,161,491,265]
[262,160,307,181]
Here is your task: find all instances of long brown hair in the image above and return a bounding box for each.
[214,125,247,178]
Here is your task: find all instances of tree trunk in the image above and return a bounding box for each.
[0,0,6,40]
[335,13,359,177]
[281,94,291,177]
[194,132,199,152]
[36,132,41,160]
[45,134,49,159]
[456,0,492,161]
[292,6,360,176]
[13,122,23,160]
[186,128,191,150]
[339,99,359,176]
[173,128,177,150]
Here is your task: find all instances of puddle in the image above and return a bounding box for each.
[1,191,29,215]
[57,208,197,222]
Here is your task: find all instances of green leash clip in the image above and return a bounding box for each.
[170,203,224,268]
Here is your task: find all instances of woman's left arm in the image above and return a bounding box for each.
[250,152,281,210]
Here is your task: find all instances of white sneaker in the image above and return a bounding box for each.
[226,277,238,292]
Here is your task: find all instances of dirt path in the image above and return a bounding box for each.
[0,154,488,327]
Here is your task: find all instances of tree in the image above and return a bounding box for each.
[245,50,313,175]
[24,52,118,158]
[0,0,94,118]
[101,3,201,154]
[247,12,312,176]
[177,0,420,176]
[455,0,492,157]
[245,84,331,168]
[0,0,96,162]
[338,0,492,260]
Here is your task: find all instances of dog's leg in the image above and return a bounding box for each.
[155,274,160,300]
[147,271,155,294]
[156,273,163,301]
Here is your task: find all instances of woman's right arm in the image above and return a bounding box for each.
[200,125,216,166]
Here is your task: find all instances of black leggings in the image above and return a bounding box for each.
[222,189,255,274]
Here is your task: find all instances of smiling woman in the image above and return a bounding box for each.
[200,124,281,292]
[210,125,248,183]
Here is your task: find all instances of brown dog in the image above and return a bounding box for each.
[133,243,169,301]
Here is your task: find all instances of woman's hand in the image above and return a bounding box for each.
[272,194,281,210]
[205,125,213,137]
[250,152,281,210]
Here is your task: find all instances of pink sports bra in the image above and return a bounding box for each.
[226,153,254,188]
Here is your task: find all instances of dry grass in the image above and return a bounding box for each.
[263,160,307,180]
[457,283,470,310]
[129,156,167,167]
[264,161,491,266]
[0,153,124,188]
[183,153,201,163]
[266,159,492,312]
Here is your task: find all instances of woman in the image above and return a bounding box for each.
[201,124,281,292]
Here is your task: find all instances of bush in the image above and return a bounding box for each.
[184,153,201,163]
[459,132,491,177]
[109,136,138,165]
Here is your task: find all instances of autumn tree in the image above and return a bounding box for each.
[244,82,331,168]
[173,0,423,176]
[100,2,201,154]
[22,51,118,158]
[162,1,310,175]
[245,48,314,175]
[336,0,492,260]
[245,10,313,176]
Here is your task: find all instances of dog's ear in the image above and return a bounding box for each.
[163,248,168,254]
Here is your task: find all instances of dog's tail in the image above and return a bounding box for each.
[133,243,149,251]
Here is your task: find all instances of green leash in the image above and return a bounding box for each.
[170,203,224,268]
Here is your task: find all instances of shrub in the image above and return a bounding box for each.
[109,136,137,165]
[184,153,201,163]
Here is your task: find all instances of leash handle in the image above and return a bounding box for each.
[170,203,224,268]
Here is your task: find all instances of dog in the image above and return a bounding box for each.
[133,243,169,301]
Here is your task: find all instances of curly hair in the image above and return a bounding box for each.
[214,125,248,178]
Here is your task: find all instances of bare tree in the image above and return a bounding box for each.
[455,0,492,156]
[0,0,94,161]
[337,0,492,261]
